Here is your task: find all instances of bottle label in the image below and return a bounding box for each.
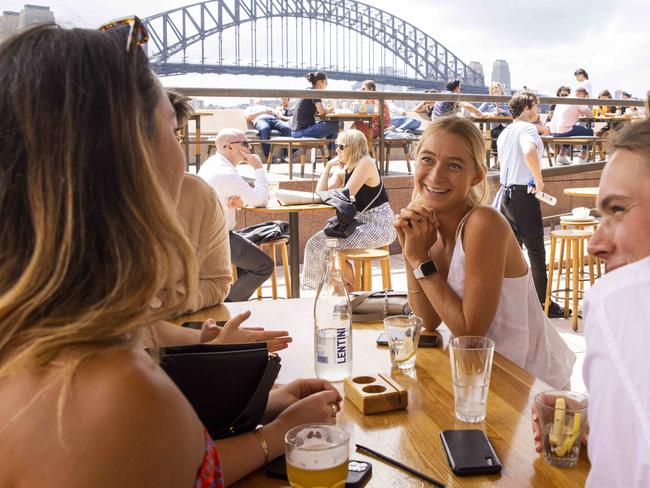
[316,327,348,364]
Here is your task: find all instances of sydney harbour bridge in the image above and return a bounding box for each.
[143,0,485,91]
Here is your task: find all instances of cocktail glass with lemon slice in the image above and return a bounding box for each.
[384,315,422,369]
[534,391,588,468]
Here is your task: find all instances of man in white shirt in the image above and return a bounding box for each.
[497,91,566,318]
[549,87,594,165]
[573,68,593,99]
[198,129,274,301]
[533,119,650,486]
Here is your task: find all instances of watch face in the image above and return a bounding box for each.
[420,260,437,276]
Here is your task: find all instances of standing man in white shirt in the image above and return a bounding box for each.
[198,128,274,301]
[533,119,650,486]
[497,91,566,318]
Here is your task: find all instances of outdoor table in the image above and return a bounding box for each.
[245,201,334,298]
[183,111,213,171]
[563,187,599,199]
[174,298,590,487]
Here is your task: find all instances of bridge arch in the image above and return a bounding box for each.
[143,0,484,90]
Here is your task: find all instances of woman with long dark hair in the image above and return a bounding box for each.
[0,23,340,487]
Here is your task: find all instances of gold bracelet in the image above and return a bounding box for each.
[252,427,269,464]
[407,288,425,294]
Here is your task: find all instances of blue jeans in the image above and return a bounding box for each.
[391,116,421,131]
[552,125,594,153]
[293,121,339,151]
[254,117,291,157]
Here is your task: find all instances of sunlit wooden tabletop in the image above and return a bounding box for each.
[563,187,599,199]
[173,299,589,487]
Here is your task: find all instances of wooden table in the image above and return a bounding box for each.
[178,299,590,487]
[245,202,334,297]
[563,187,599,198]
[183,111,213,171]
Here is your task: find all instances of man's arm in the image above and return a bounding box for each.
[521,138,544,192]
[245,107,274,123]
[234,154,270,207]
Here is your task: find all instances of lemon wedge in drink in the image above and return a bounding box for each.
[395,336,416,364]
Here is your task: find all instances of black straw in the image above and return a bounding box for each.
[355,444,445,488]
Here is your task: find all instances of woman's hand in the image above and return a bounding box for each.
[395,204,438,267]
[200,311,292,352]
[274,384,342,428]
[264,379,341,422]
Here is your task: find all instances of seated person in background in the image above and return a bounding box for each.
[278,97,294,118]
[198,129,274,302]
[303,129,396,290]
[533,120,650,486]
[396,117,574,389]
[244,99,292,163]
[549,86,594,165]
[291,71,339,156]
[478,81,511,153]
[546,85,571,121]
[351,79,391,148]
[0,24,341,488]
[595,89,616,137]
[160,90,232,313]
[387,101,422,132]
[432,79,482,119]
[413,89,438,120]
[617,91,639,117]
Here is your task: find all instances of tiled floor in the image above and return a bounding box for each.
[256,235,592,394]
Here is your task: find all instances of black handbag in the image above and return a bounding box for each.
[323,180,384,239]
[159,342,281,439]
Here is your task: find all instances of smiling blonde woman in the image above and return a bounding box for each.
[395,117,574,389]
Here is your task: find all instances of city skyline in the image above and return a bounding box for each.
[2,0,648,99]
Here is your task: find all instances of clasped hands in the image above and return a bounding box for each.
[394,203,439,268]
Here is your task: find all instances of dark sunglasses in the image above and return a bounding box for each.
[99,16,149,52]
[336,144,347,150]
[225,140,250,148]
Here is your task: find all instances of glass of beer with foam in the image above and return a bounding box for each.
[285,424,349,488]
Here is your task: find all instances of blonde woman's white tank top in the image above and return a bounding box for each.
[446,211,575,389]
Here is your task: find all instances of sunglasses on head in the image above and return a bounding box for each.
[336,144,347,150]
[99,16,149,52]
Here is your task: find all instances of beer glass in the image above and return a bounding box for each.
[285,424,349,488]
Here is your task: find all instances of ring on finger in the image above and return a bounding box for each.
[330,403,337,417]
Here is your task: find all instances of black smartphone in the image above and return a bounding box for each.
[180,320,226,330]
[376,332,438,348]
[440,429,502,476]
[265,456,372,487]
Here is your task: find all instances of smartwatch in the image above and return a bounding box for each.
[413,260,437,279]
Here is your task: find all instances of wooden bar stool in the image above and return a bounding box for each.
[381,139,413,175]
[558,218,603,282]
[545,229,595,330]
[338,246,391,291]
[256,238,291,300]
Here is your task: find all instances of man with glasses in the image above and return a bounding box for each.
[199,129,274,301]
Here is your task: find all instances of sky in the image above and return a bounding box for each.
[4,0,649,102]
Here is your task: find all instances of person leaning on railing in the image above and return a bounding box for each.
[395,117,574,389]
[0,23,342,488]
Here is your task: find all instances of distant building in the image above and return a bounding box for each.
[0,11,20,41]
[0,5,55,42]
[491,59,511,94]
[469,61,484,78]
